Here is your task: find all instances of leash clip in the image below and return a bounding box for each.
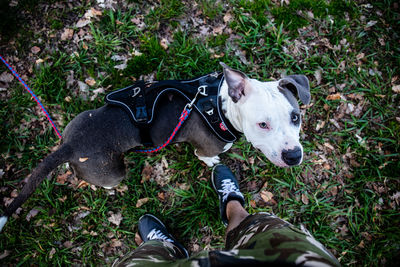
[186,85,208,110]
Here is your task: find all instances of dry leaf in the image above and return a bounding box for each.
[85,78,96,86]
[76,19,90,28]
[61,28,74,41]
[0,72,14,83]
[110,239,122,247]
[136,197,149,208]
[77,180,89,188]
[160,38,169,50]
[301,193,309,205]
[49,247,56,259]
[157,191,165,201]
[260,190,274,202]
[223,12,233,23]
[116,184,128,195]
[392,85,400,93]
[314,69,322,85]
[31,46,41,54]
[79,157,89,162]
[250,199,257,208]
[108,212,123,226]
[26,208,40,221]
[56,170,72,184]
[63,241,73,248]
[0,250,10,260]
[326,93,341,100]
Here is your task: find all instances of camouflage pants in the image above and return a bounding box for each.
[114,213,340,267]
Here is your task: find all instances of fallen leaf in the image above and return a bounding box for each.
[110,239,122,247]
[314,69,322,85]
[223,12,233,23]
[0,72,14,83]
[392,85,400,93]
[63,241,73,248]
[136,197,149,208]
[301,193,309,205]
[56,170,72,184]
[250,199,257,208]
[31,46,41,54]
[326,93,341,100]
[49,247,56,259]
[116,184,128,195]
[10,189,18,198]
[0,250,10,260]
[108,212,123,226]
[178,183,190,190]
[160,38,169,50]
[26,208,40,221]
[77,180,89,188]
[61,28,74,41]
[85,78,96,86]
[79,157,89,162]
[260,190,274,202]
[141,162,152,183]
[157,191,165,201]
[76,19,90,28]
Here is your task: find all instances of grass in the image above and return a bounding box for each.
[1,0,399,265]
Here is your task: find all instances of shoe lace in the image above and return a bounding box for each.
[218,179,243,202]
[147,229,174,243]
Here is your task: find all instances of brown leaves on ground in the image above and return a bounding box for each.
[108,212,123,226]
[135,197,149,208]
[140,156,172,187]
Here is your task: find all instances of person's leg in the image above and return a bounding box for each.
[212,164,340,266]
[113,214,188,267]
[226,200,249,234]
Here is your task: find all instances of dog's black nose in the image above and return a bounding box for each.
[282,147,302,166]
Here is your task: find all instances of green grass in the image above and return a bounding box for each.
[1,0,399,265]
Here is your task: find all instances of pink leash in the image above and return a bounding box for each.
[1,54,196,152]
[0,54,62,139]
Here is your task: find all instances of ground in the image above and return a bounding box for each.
[0,0,399,265]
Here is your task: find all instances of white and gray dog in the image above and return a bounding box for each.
[0,62,310,231]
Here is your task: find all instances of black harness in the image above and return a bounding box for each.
[105,72,241,147]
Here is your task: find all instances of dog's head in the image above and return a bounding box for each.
[221,63,310,167]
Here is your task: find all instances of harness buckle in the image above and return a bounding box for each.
[198,85,208,96]
[205,108,214,116]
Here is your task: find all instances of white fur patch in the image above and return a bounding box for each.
[0,216,8,232]
[103,186,113,189]
[197,155,220,167]
[223,143,233,152]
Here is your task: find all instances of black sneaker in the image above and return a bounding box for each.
[211,164,245,226]
[138,214,189,258]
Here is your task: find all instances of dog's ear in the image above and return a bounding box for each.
[220,62,250,103]
[279,75,311,105]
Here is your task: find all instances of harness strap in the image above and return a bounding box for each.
[132,107,192,153]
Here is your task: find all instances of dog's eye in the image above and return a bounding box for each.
[291,113,299,123]
[258,122,269,129]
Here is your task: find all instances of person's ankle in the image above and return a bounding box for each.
[226,200,248,221]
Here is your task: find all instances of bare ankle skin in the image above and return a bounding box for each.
[226,200,249,234]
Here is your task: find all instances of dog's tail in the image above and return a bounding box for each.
[0,144,73,232]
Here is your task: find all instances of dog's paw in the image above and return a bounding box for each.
[197,155,220,167]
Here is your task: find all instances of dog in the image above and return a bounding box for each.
[0,62,310,231]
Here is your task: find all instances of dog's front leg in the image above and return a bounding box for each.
[194,143,232,167]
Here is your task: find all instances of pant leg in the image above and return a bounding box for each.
[222,212,341,266]
[113,240,185,267]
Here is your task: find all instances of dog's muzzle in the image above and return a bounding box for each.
[281,146,302,166]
